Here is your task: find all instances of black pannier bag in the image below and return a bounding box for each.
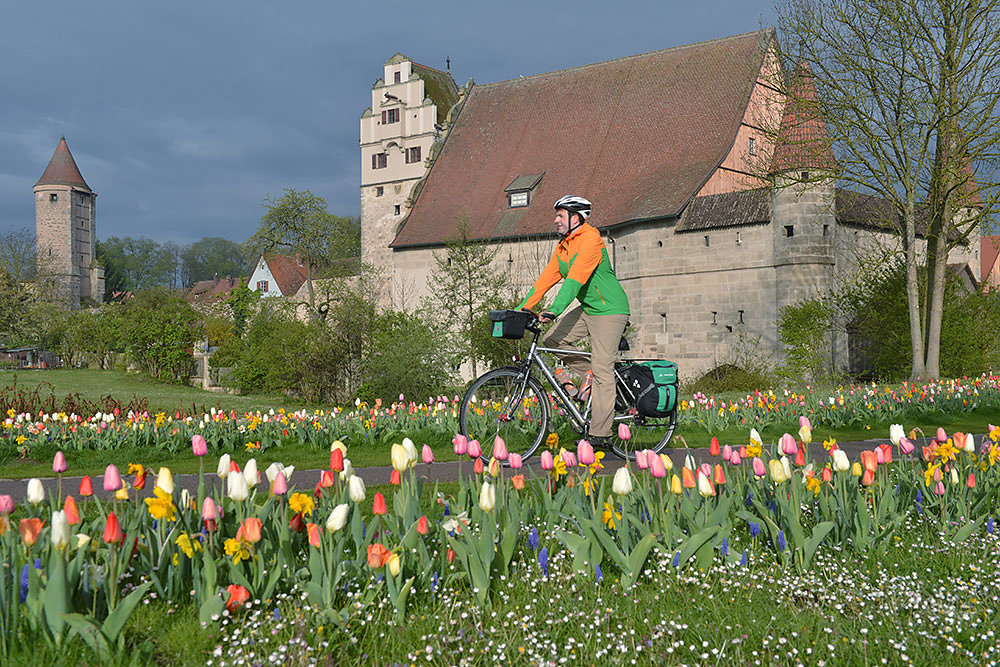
[489,309,531,340]
[625,360,678,417]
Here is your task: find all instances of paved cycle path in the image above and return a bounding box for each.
[0,434,965,502]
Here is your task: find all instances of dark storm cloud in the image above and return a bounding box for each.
[0,0,773,245]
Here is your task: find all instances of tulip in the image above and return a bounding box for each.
[859,450,877,473]
[889,424,905,446]
[831,449,850,472]
[561,450,577,468]
[26,478,44,505]
[851,461,863,476]
[452,434,468,456]
[156,467,174,494]
[389,469,402,486]
[951,467,960,485]
[237,517,263,544]
[64,495,81,525]
[52,451,67,474]
[244,459,259,489]
[781,456,792,480]
[682,466,696,488]
[289,512,306,533]
[709,437,721,457]
[511,474,526,490]
[103,512,123,544]
[307,523,322,548]
[612,466,633,495]
[967,471,977,488]
[635,450,649,470]
[934,480,946,496]
[685,454,696,470]
[649,453,667,478]
[730,451,742,466]
[722,445,732,462]
[768,459,788,483]
[820,466,833,482]
[660,453,674,471]
[799,415,811,430]
[794,447,806,466]
[327,504,349,532]
[202,497,218,521]
[697,470,716,497]
[192,434,208,457]
[488,458,501,478]
[749,428,762,447]
[936,427,947,442]
[50,510,70,549]
[577,440,595,466]
[699,462,712,479]
[401,438,418,465]
[421,444,434,464]
[467,439,482,459]
[330,448,344,472]
[367,491,386,516]
[339,459,353,481]
[19,517,43,546]
[386,552,401,577]
[227,472,249,502]
[861,469,875,486]
[540,450,554,470]
[493,436,508,461]
[0,495,12,515]
[272,471,288,496]
[780,433,797,456]
[752,457,766,477]
[217,454,231,478]
[79,476,93,497]
[75,534,91,549]
[330,440,347,457]
[878,443,893,464]
[317,470,334,488]
[391,443,410,473]
[415,514,430,535]
[714,464,726,485]
[473,458,484,474]
[670,474,683,494]
[798,424,812,445]
[479,481,496,512]
[115,486,129,501]
[963,433,976,453]
[226,584,250,612]
[618,423,631,440]
[509,453,523,469]
[104,465,122,492]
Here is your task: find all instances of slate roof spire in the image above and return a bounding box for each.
[771,62,838,174]
[35,136,91,191]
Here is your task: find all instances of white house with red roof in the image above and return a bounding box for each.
[247,254,308,298]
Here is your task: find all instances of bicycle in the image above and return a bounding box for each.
[458,309,678,462]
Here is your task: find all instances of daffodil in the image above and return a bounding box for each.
[602,501,621,529]
[587,450,606,476]
[546,433,560,450]
[805,476,821,497]
[224,537,251,564]
[288,492,315,517]
[550,454,568,482]
[924,462,940,487]
[144,487,178,521]
[176,531,202,558]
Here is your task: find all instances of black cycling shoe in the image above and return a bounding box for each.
[586,434,613,451]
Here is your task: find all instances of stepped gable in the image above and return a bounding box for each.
[393,30,772,248]
[771,62,837,174]
[263,254,308,296]
[35,137,91,191]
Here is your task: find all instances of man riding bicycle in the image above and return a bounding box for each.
[518,195,630,449]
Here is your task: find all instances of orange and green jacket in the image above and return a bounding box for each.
[518,222,630,317]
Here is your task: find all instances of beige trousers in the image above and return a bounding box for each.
[541,306,629,438]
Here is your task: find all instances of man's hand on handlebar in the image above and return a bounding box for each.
[539,311,556,324]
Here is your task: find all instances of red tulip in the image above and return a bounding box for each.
[416,515,429,535]
[713,464,726,485]
[307,523,321,548]
[226,584,250,612]
[390,469,401,486]
[877,443,893,463]
[64,495,81,525]
[967,472,977,488]
[79,475,94,497]
[709,437,721,457]
[820,466,833,483]
[103,512,123,544]
[861,469,875,486]
[330,448,344,472]
[372,492,387,516]
[795,448,806,467]
[473,458,484,475]
[447,547,456,564]
[288,512,306,533]
[320,470,335,488]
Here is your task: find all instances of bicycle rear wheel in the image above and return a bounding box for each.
[459,367,550,461]
[608,408,678,461]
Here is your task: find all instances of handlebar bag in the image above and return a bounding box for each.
[489,309,530,339]
[626,360,678,417]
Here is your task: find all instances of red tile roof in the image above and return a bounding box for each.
[187,276,244,303]
[258,254,308,296]
[983,235,1000,283]
[393,30,773,247]
[771,63,837,173]
[35,137,91,191]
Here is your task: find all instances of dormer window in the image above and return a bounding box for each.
[504,172,544,209]
[394,71,401,83]
[381,108,399,124]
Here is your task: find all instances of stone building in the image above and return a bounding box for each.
[361,30,982,379]
[34,137,104,309]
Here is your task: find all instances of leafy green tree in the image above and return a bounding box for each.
[97,237,178,297]
[118,289,202,381]
[182,237,247,286]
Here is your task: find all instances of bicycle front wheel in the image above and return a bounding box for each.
[459,368,550,461]
[609,408,678,461]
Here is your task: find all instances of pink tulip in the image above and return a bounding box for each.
[934,481,945,496]
[202,497,219,521]
[272,471,288,496]
[467,439,482,459]
[752,457,766,477]
[780,433,797,456]
[618,423,631,440]
[937,427,947,442]
[192,434,208,457]
[0,495,13,515]
[577,440,595,466]
[635,449,649,470]
[103,464,122,491]
[649,453,667,478]
[699,463,712,479]
[898,437,915,455]
[52,451,67,474]
[421,444,435,464]
[730,451,742,466]
[540,450,554,470]
[799,415,811,430]
[509,453,523,469]
[875,447,885,464]
[493,436,508,461]
[561,450,577,468]
[721,445,732,462]
[452,434,468,456]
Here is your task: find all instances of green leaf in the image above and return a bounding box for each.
[43,549,69,641]
[676,526,719,569]
[62,613,109,656]
[802,521,834,570]
[199,595,226,625]
[101,582,153,643]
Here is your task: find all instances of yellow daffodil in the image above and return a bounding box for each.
[936,439,958,464]
[288,492,315,517]
[587,450,606,476]
[746,442,762,459]
[546,433,560,450]
[924,462,940,487]
[144,487,178,521]
[224,537,251,564]
[805,476,821,497]
[823,438,837,452]
[176,531,202,558]
[602,501,621,529]
[550,455,567,482]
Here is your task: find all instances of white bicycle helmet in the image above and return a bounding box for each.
[554,195,592,219]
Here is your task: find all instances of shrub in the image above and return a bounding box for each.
[777,298,836,383]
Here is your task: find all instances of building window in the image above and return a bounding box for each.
[381,108,399,124]
[376,186,384,197]
[394,205,401,215]
[372,153,387,169]
[405,146,422,164]
[704,235,710,247]
[748,136,756,156]
[394,71,401,83]
[823,224,829,237]
[256,280,269,292]
[784,225,795,237]
[736,231,742,245]
[50,193,58,202]
[508,191,529,208]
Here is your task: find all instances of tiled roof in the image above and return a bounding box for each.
[35,137,91,191]
[983,235,1000,282]
[771,63,837,173]
[260,254,308,296]
[187,276,243,303]
[677,188,770,231]
[393,30,773,248]
[411,62,459,126]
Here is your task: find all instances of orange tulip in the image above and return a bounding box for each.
[79,475,93,497]
[820,466,833,483]
[372,492,388,516]
[682,467,696,488]
[320,470,335,488]
[64,495,81,525]
[19,517,44,546]
[226,584,250,612]
[367,542,392,568]
[713,464,726,485]
[967,472,977,488]
[307,523,321,547]
[861,469,875,486]
[237,517,263,544]
[416,515,429,535]
[859,450,878,473]
[103,512,123,544]
[389,469,401,486]
[473,458,484,475]
[877,443,893,464]
[511,474,526,490]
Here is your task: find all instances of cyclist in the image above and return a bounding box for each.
[518,195,630,449]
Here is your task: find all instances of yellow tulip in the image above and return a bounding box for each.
[768,459,788,483]
[670,474,683,494]
[386,552,401,577]
[156,467,174,494]
[660,453,674,471]
[390,443,409,473]
[851,462,863,477]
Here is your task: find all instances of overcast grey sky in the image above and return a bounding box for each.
[0,1,773,245]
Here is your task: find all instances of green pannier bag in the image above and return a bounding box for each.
[625,360,678,417]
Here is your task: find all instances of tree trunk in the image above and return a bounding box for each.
[904,198,926,380]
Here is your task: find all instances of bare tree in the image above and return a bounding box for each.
[0,227,37,283]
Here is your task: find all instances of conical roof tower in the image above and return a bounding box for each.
[35,136,91,191]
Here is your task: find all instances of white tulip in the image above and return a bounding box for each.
[401,438,418,466]
[612,466,633,496]
[390,443,410,473]
[264,462,282,484]
[180,488,192,510]
[780,456,792,480]
[963,433,976,453]
[243,458,259,489]
[326,504,350,532]
[51,510,70,549]
[832,449,850,472]
[227,472,249,502]
[340,459,354,481]
[750,428,762,447]
[889,424,905,447]
[951,467,960,485]
[348,475,366,503]
[217,454,231,479]
[75,533,91,549]
[478,481,496,512]
[27,478,44,505]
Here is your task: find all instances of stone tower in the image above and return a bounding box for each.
[360,54,459,301]
[34,137,103,308]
